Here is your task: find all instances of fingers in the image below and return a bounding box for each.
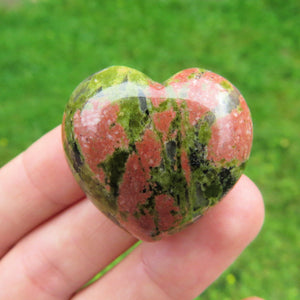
[73,175,264,300]
[0,144,264,300]
[0,198,137,299]
[0,126,85,257]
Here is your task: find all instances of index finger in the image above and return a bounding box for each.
[0,126,85,257]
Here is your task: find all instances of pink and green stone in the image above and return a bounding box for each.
[62,66,253,241]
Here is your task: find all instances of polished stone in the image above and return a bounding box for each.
[62,66,253,241]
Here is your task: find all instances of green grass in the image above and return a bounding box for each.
[0,0,299,299]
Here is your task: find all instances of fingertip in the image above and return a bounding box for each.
[231,175,265,238]
[202,174,264,251]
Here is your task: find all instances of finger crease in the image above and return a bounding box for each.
[21,246,73,300]
[21,152,62,208]
[140,252,175,300]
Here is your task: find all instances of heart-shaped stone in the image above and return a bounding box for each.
[62,66,253,241]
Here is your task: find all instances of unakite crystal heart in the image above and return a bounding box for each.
[62,66,253,241]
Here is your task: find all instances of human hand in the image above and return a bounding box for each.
[0,126,264,300]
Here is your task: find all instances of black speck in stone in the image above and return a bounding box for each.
[138,90,148,113]
[170,209,178,216]
[218,167,236,194]
[194,182,209,210]
[151,228,161,238]
[129,142,137,153]
[188,141,210,171]
[153,181,163,194]
[143,196,155,211]
[166,140,177,164]
[189,148,200,170]
[96,86,103,94]
[99,149,130,198]
[72,142,84,172]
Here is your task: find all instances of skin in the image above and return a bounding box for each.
[0,126,264,300]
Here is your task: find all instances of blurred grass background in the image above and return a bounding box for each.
[0,0,299,299]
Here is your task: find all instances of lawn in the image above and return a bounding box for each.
[0,0,299,299]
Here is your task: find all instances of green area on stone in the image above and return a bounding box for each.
[0,0,299,299]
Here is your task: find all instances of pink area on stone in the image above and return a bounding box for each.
[171,68,199,82]
[118,153,151,214]
[97,168,110,192]
[147,81,166,108]
[136,129,162,170]
[186,76,222,111]
[181,150,191,185]
[166,70,224,114]
[119,212,156,242]
[203,71,227,84]
[155,194,181,231]
[186,99,209,126]
[207,95,253,163]
[73,102,129,182]
[153,108,176,140]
